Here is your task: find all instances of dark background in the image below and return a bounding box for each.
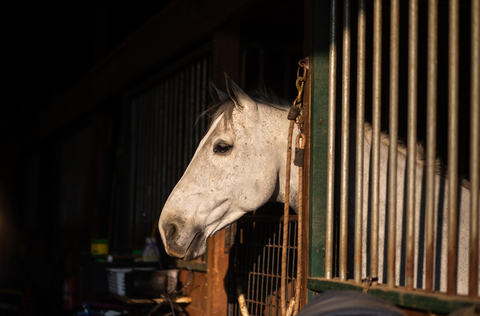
[0,1,176,313]
[0,0,305,314]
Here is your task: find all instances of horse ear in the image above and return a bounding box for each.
[223,71,256,112]
[209,80,228,104]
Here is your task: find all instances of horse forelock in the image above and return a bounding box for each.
[203,88,291,130]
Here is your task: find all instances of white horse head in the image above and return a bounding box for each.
[158,73,299,260]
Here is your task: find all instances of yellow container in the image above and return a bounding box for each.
[91,239,109,256]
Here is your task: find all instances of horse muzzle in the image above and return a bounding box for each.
[160,221,206,261]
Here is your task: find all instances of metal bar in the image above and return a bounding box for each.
[387,0,400,288]
[469,0,479,298]
[128,99,138,240]
[274,223,282,311]
[425,0,438,294]
[143,92,150,231]
[167,78,174,195]
[371,0,383,285]
[182,69,188,169]
[354,0,366,285]
[265,224,273,316]
[140,93,148,237]
[406,0,418,292]
[158,83,165,209]
[447,0,459,296]
[290,222,297,302]
[246,224,254,313]
[189,65,195,160]
[339,0,351,282]
[272,223,282,314]
[259,225,267,315]
[195,62,201,146]
[255,244,260,316]
[178,71,185,179]
[325,0,338,281]
[201,58,208,135]
[161,81,169,206]
[135,94,146,245]
[153,86,161,223]
[173,73,180,182]
[146,88,154,230]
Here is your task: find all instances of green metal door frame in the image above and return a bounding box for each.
[308,0,331,283]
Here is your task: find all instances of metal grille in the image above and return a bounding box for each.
[126,52,210,248]
[230,214,298,316]
[323,0,479,299]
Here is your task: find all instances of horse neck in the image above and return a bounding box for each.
[266,106,300,213]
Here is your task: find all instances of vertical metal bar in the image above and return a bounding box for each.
[144,92,151,229]
[469,0,480,298]
[183,68,191,169]
[447,0,459,296]
[274,223,282,312]
[195,62,201,146]
[178,71,184,178]
[425,0,438,294]
[259,226,267,315]
[339,0,351,282]
[128,99,138,240]
[289,222,296,302]
[354,0,366,285]
[135,94,145,244]
[162,81,169,206]
[141,94,148,241]
[153,86,160,223]
[173,73,180,182]
[201,58,208,135]
[167,78,175,194]
[265,225,272,316]
[387,0,400,288]
[158,83,164,209]
[406,0,418,292]
[189,64,194,159]
[325,0,337,281]
[147,89,154,228]
[255,246,260,316]
[371,0,383,285]
[247,224,254,313]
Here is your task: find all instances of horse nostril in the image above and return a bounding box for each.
[165,223,178,240]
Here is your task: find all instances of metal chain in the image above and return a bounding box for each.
[282,59,308,316]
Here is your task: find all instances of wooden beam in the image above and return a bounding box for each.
[205,20,240,316]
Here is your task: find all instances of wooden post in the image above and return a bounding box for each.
[206,20,240,316]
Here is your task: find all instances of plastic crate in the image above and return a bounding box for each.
[106,268,132,296]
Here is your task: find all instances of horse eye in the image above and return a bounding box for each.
[214,144,232,153]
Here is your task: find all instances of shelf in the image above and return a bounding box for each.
[110,294,192,305]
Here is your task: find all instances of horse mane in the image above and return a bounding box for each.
[363,122,471,189]
[202,88,291,129]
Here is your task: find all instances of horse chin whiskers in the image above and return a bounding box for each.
[183,232,206,261]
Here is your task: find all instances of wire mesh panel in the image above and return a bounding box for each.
[125,51,210,250]
[229,214,298,316]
